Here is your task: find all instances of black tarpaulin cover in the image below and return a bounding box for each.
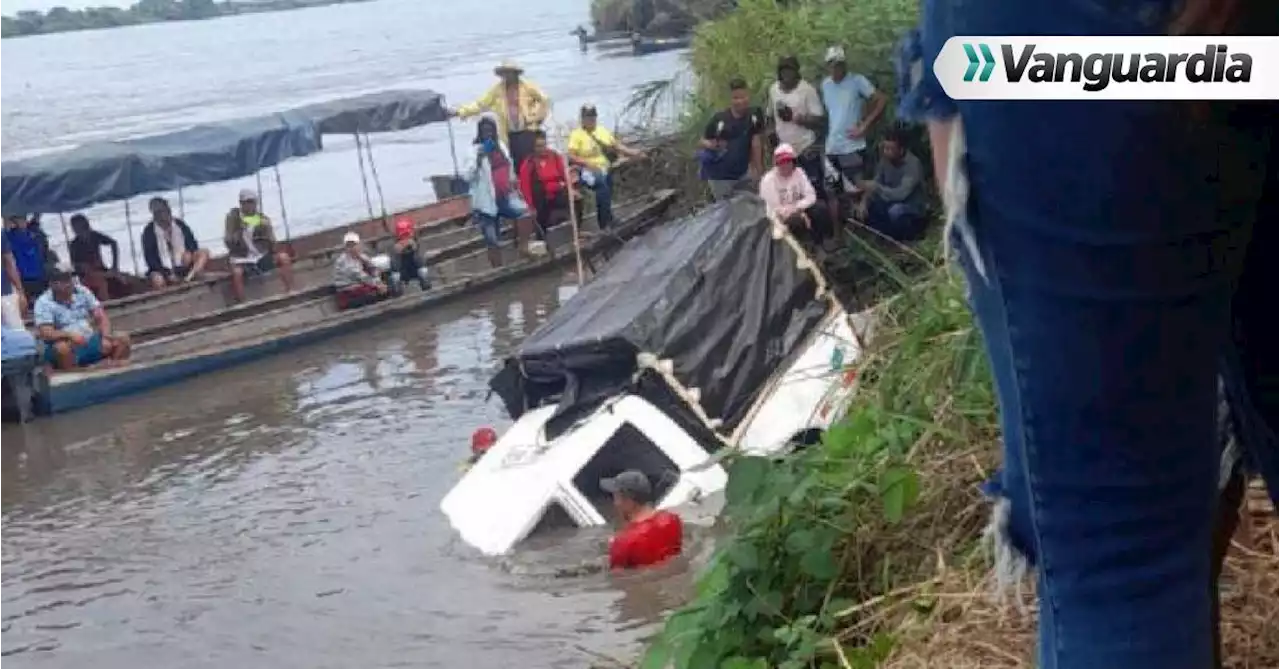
[295,89,449,135]
[1,90,449,215]
[1,111,321,215]
[489,196,829,433]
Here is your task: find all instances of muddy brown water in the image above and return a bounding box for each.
[1,271,718,668]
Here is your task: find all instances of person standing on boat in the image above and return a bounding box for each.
[142,197,210,289]
[468,117,528,269]
[68,214,120,301]
[6,215,52,301]
[451,60,550,171]
[33,269,130,370]
[224,189,296,303]
[520,131,578,243]
[1,226,27,326]
[601,470,683,570]
[332,231,388,310]
[567,104,644,230]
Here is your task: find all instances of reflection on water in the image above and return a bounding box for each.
[1,272,706,668]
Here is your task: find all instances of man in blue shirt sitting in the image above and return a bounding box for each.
[33,270,131,370]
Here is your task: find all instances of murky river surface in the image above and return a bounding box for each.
[2,0,702,664]
[2,272,718,667]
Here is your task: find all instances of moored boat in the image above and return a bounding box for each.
[14,189,677,417]
[441,196,870,556]
[631,34,692,56]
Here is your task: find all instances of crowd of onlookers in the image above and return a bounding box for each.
[702,46,926,252]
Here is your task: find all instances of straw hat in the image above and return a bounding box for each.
[494,59,524,75]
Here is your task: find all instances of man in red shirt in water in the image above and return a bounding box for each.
[600,470,683,570]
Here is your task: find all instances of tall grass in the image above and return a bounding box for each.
[627,1,1008,667]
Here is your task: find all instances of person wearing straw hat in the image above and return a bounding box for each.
[450,59,550,170]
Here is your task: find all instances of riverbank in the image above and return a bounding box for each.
[1,0,374,39]
[631,0,1279,667]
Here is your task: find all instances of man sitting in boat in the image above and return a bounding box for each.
[567,104,645,231]
[142,197,210,289]
[332,232,389,310]
[469,117,528,269]
[6,214,53,302]
[68,214,120,301]
[33,269,131,371]
[760,143,833,248]
[602,470,683,570]
[451,59,550,171]
[393,217,430,291]
[224,189,296,303]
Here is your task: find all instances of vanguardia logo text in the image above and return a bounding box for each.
[965,43,1253,91]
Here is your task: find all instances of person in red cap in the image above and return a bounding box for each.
[461,427,499,471]
[759,143,832,247]
[392,217,430,291]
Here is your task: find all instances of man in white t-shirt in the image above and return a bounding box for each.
[758,143,832,247]
[767,56,832,240]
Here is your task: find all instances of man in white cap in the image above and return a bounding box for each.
[331,231,387,310]
[451,59,551,170]
[820,45,886,196]
[223,188,295,302]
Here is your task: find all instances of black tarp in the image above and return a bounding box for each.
[489,196,830,435]
[295,89,449,135]
[1,111,321,215]
[1,89,449,216]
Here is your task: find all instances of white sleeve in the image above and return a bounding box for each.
[798,174,817,210]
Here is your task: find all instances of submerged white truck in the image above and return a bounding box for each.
[440,196,869,555]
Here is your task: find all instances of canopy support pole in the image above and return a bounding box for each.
[177,184,186,219]
[353,132,376,224]
[361,131,390,233]
[255,172,264,202]
[123,201,140,276]
[57,212,71,265]
[273,165,292,242]
[446,114,461,178]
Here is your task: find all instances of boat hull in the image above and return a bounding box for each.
[30,190,677,416]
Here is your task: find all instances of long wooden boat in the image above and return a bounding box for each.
[23,189,677,416]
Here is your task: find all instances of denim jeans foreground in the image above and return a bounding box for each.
[901,1,1273,667]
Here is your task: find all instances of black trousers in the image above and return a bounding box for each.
[508,130,537,171]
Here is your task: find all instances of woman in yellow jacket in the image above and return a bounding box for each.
[451,60,550,170]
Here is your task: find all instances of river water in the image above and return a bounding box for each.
[2,1,703,665]
[2,273,717,667]
[1,0,687,272]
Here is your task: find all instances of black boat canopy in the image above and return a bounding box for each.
[294,89,449,135]
[489,197,830,434]
[2,89,449,216]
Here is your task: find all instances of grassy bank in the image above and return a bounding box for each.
[632,0,1279,667]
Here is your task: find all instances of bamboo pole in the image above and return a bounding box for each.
[554,122,586,286]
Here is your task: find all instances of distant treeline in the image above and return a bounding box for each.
[1,0,374,39]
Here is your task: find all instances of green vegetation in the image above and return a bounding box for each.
[630,1,1011,667]
[1,0,372,39]
[589,0,732,36]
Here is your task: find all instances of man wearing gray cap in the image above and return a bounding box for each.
[601,469,683,570]
[224,188,295,302]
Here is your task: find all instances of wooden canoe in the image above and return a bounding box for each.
[30,189,677,416]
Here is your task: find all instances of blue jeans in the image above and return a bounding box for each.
[866,197,924,241]
[907,2,1272,666]
[580,169,614,228]
[473,196,526,248]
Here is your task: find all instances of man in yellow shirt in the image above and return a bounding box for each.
[566,104,643,229]
[451,60,550,170]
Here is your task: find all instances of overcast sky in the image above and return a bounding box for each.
[3,0,129,14]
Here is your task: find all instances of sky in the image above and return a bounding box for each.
[2,0,130,14]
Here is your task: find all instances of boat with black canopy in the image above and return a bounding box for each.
[440,196,870,556]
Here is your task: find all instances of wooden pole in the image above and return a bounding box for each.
[556,123,585,286]
[123,200,140,275]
